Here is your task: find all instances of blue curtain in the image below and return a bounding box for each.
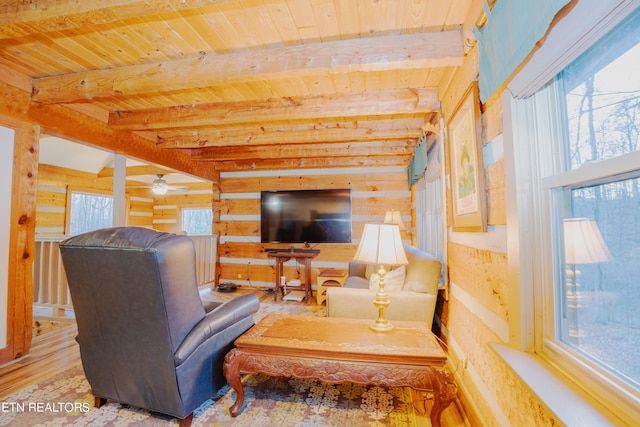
[408,134,427,187]
[474,0,571,103]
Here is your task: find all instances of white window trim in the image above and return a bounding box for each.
[503,6,640,421]
[506,79,640,421]
[180,206,214,236]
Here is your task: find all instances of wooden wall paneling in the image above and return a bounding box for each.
[152,223,175,233]
[351,197,410,218]
[35,165,214,235]
[128,196,153,212]
[218,198,259,216]
[127,215,152,228]
[127,195,153,228]
[448,242,508,320]
[481,95,506,226]
[35,210,65,232]
[152,203,178,233]
[36,164,119,235]
[481,94,503,143]
[485,159,506,226]
[35,190,66,209]
[217,220,260,240]
[35,185,67,234]
[166,193,213,207]
[214,166,413,287]
[219,170,409,193]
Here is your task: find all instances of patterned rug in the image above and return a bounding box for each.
[0,364,430,426]
[6,289,433,426]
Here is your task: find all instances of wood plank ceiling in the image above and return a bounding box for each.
[0,0,482,172]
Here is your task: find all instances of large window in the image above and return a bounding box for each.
[510,6,640,418]
[181,207,213,235]
[553,23,640,386]
[69,191,113,236]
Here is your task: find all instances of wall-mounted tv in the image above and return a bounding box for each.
[260,189,352,244]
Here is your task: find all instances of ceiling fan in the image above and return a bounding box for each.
[130,174,189,195]
[151,174,170,195]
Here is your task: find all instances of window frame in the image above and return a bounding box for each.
[413,132,448,293]
[504,30,640,423]
[180,206,214,236]
[66,187,114,236]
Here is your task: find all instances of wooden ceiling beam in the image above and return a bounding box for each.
[108,89,439,131]
[209,155,412,172]
[97,165,175,178]
[154,118,425,148]
[0,0,237,39]
[189,140,415,161]
[31,31,462,104]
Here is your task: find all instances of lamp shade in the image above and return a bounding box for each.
[383,210,406,230]
[353,223,408,266]
[564,218,612,264]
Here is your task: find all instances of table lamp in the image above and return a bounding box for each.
[353,223,408,332]
[383,210,407,230]
[563,218,612,342]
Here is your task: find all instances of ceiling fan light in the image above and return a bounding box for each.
[151,176,169,195]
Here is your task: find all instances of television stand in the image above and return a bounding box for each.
[265,247,320,255]
[266,250,320,302]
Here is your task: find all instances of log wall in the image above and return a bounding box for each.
[35,164,214,236]
[437,45,557,426]
[213,167,411,288]
[151,183,213,234]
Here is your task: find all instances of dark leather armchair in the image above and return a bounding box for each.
[59,227,260,426]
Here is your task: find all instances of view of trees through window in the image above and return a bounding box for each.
[557,11,639,389]
[181,208,213,235]
[69,192,113,236]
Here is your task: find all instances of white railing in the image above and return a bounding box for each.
[189,234,218,286]
[33,235,71,317]
[33,234,218,317]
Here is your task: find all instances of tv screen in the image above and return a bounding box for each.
[260,189,352,244]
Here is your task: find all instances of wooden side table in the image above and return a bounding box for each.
[267,250,319,302]
[316,268,348,305]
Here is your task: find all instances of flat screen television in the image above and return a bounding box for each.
[260,189,352,244]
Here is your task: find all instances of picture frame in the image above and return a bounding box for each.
[447,81,486,232]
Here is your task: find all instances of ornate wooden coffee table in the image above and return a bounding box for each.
[223,314,457,427]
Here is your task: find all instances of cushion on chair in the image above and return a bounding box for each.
[401,246,441,294]
[369,265,406,292]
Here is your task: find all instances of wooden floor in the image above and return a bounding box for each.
[0,323,81,399]
[0,287,469,426]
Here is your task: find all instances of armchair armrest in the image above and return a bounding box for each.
[174,294,260,365]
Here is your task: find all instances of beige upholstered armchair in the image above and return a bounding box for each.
[326,245,441,327]
[59,227,260,427]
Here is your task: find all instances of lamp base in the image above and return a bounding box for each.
[369,265,394,332]
[369,319,394,332]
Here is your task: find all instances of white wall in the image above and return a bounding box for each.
[0,126,15,348]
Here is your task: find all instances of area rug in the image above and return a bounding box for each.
[11,289,434,426]
[0,362,431,426]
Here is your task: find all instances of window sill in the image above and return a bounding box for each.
[490,343,622,426]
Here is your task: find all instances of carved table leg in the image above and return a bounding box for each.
[429,368,457,427]
[223,349,246,417]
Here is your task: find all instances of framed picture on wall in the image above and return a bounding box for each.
[447,81,487,232]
